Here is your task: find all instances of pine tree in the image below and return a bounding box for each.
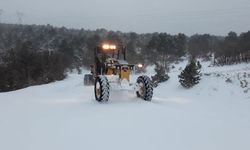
[178,58,201,88]
[151,63,169,87]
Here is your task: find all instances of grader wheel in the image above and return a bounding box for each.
[84,74,94,85]
[94,75,110,102]
[136,75,153,101]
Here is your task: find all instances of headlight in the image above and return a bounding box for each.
[110,45,116,50]
[102,44,110,50]
[137,63,143,68]
[102,44,116,50]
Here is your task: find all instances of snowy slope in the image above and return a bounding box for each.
[0,61,250,150]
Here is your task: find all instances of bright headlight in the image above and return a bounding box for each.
[137,63,143,68]
[102,44,110,50]
[110,45,116,50]
[102,44,116,50]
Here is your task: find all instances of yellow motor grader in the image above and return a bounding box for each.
[84,42,153,102]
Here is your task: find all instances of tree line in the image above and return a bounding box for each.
[0,23,250,91]
[0,41,69,92]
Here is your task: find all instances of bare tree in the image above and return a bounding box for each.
[16,11,24,24]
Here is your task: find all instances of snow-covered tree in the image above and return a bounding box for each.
[151,63,169,87]
[178,58,201,88]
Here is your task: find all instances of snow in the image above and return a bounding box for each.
[0,61,250,150]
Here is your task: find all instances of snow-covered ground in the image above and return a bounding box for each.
[0,61,250,150]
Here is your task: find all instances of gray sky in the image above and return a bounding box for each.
[1,0,250,35]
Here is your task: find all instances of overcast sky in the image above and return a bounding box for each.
[1,0,250,35]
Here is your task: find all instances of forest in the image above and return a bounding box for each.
[0,23,250,91]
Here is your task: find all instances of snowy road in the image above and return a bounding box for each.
[1,63,250,150]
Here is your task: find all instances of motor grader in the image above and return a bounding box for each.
[84,42,153,102]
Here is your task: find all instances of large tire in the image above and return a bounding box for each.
[136,75,153,101]
[84,74,94,85]
[94,75,110,102]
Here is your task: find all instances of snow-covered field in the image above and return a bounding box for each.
[0,61,250,150]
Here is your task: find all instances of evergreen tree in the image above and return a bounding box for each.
[178,58,201,88]
[151,63,169,87]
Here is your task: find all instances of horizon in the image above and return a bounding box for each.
[1,0,250,36]
[1,22,248,37]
